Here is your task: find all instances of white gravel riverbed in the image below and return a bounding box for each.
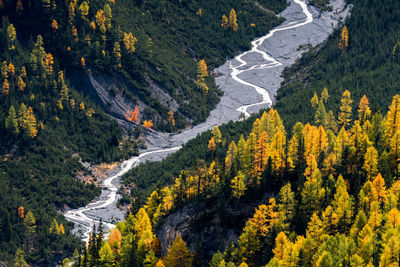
[64,0,351,242]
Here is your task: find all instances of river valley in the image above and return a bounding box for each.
[64,0,351,242]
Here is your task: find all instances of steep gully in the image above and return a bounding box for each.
[64,0,350,242]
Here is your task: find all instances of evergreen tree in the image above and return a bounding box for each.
[338,90,353,128]
[14,248,27,267]
[5,105,19,134]
[164,236,193,267]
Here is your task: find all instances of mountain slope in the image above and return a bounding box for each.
[275,0,400,129]
[0,0,287,265]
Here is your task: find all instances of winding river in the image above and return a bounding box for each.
[64,0,350,242]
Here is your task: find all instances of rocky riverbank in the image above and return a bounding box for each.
[64,0,351,243]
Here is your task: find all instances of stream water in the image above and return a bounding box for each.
[64,0,350,242]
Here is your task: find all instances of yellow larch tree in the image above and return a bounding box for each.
[2,78,9,95]
[339,25,349,50]
[372,173,386,204]
[123,32,138,54]
[16,76,25,92]
[221,15,229,27]
[338,90,353,128]
[229,9,238,31]
[163,236,193,267]
[385,95,400,140]
[7,24,16,50]
[358,95,371,121]
[207,137,216,152]
[109,228,122,254]
[51,19,58,31]
[8,63,15,77]
[143,120,153,129]
[168,110,175,126]
[198,59,208,77]
[231,171,246,199]
[363,146,378,180]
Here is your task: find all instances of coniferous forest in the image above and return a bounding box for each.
[2,0,400,266]
[0,0,286,265]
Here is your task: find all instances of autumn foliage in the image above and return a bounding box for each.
[143,120,153,129]
[339,25,349,50]
[125,107,139,123]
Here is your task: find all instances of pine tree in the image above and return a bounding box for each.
[229,9,238,31]
[208,137,216,152]
[164,236,193,267]
[156,259,166,267]
[379,235,400,267]
[68,2,75,24]
[329,175,353,232]
[301,167,325,218]
[303,213,325,265]
[168,110,175,126]
[2,78,9,95]
[338,90,353,128]
[17,75,26,91]
[104,4,112,28]
[1,60,8,78]
[231,171,246,199]
[99,243,114,265]
[251,199,278,236]
[109,228,122,254]
[44,53,53,75]
[339,25,349,50]
[221,15,229,27]
[18,103,27,131]
[321,87,329,103]
[79,1,89,20]
[5,105,19,134]
[123,32,138,54]
[24,210,36,249]
[51,19,58,31]
[385,95,400,140]
[7,24,16,50]
[49,219,59,234]
[358,95,371,121]
[315,99,327,126]
[113,42,122,67]
[58,223,65,235]
[8,63,15,77]
[143,120,153,129]
[17,206,24,218]
[198,59,208,77]
[311,92,319,108]
[14,248,27,267]
[25,107,38,138]
[272,232,288,260]
[277,183,296,232]
[390,130,400,178]
[20,66,26,78]
[363,146,378,180]
[372,173,386,204]
[58,80,69,102]
[238,221,260,266]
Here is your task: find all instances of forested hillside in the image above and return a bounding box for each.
[126,0,400,212]
[0,19,126,265]
[104,0,400,265]
[275,0,400,129]
[2,0,286,131]
[67,92,400,266]
[0,0,289,265]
